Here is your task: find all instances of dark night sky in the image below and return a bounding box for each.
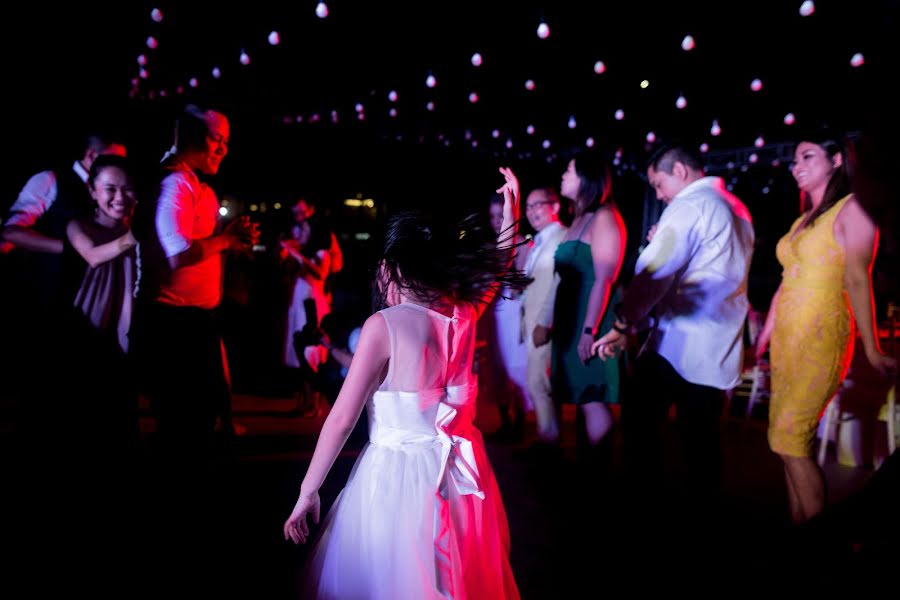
[3,1,898,219]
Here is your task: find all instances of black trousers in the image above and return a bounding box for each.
[623,351,725,500]
[131,301,231,469]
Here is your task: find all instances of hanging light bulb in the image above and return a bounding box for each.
[425,74,437,88]
[468,92,479,104]
[240,50,251,65]
[646,132,656,143]
[614,109,624,121]
[594,61,606,74]
[750,78,763,92]
[388,90,398,102]
[755,136,765,148]
[799,1,815,17]
[526,124,535,135]
[471,53,483,67]
[146,36,158,49]
[850,53,865,67]
[784,112,796,125]
[268,31,280,45]
[710,120,722,136]
[212,67,222,79]
[525,79,536,91]
[681,35,695,51]
[316,2,329,19]
[700,143,710,153]
[676,95,687,109]
[586,137,595,148]
[150,8,163,22]
[536,22,550,39]
[568,116,577,129]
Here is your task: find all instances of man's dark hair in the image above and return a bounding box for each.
[647,145,704,174]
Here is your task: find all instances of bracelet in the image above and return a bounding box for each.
[612,322,630,335]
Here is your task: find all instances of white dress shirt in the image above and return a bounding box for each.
[621,176,755,389]
[6,161,88,227]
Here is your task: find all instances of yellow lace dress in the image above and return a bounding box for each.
[768,195,855,457]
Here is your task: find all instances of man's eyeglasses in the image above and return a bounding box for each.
[525,200,553,211]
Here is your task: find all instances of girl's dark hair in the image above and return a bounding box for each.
[798,134,851,228]
[375,210,530,308]
[88,154,133,189]
[571,149,611,213]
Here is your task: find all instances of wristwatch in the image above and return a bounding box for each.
[583,326,594,336]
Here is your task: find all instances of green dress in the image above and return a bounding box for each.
[551,240,621,405]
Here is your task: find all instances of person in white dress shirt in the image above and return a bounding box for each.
[594,145,755,501]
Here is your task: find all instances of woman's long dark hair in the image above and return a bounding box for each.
[375,210,530,308]
[572,149,612,214]
[800,134,851,228]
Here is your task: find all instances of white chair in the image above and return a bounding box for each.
[819,304,899,468]
[728,309,770,419]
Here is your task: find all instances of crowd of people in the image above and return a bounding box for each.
[2,102,897,597]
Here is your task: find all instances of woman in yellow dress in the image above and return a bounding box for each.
[756,133,897,524]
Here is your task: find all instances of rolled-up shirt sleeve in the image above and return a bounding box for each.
[620,201,699,325]
[5,171,57,227]
[155,173,195,258]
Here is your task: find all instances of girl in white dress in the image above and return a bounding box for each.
[284,168,525,600]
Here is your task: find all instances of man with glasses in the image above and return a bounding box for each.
[521,187,568,446]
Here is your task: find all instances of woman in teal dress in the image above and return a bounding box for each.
[552,150,627,455]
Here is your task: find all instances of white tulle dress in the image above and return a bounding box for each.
[301,301,520,600]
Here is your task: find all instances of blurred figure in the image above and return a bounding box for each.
[281,198,334,416]
[66,154,141,457]
[756,132,896,524]
[521,187,567,444]
[483,193,529,441]
[594,145,754,503]
[132,105,259,471]
[553,150,626,466]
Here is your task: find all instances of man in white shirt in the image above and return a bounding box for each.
[132,105,259,470]
[594,145,755,498]
[2,134,127,305]
[521,187,568,444]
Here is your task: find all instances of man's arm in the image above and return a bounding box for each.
[617,202,699,327]
[2,171,62,253]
